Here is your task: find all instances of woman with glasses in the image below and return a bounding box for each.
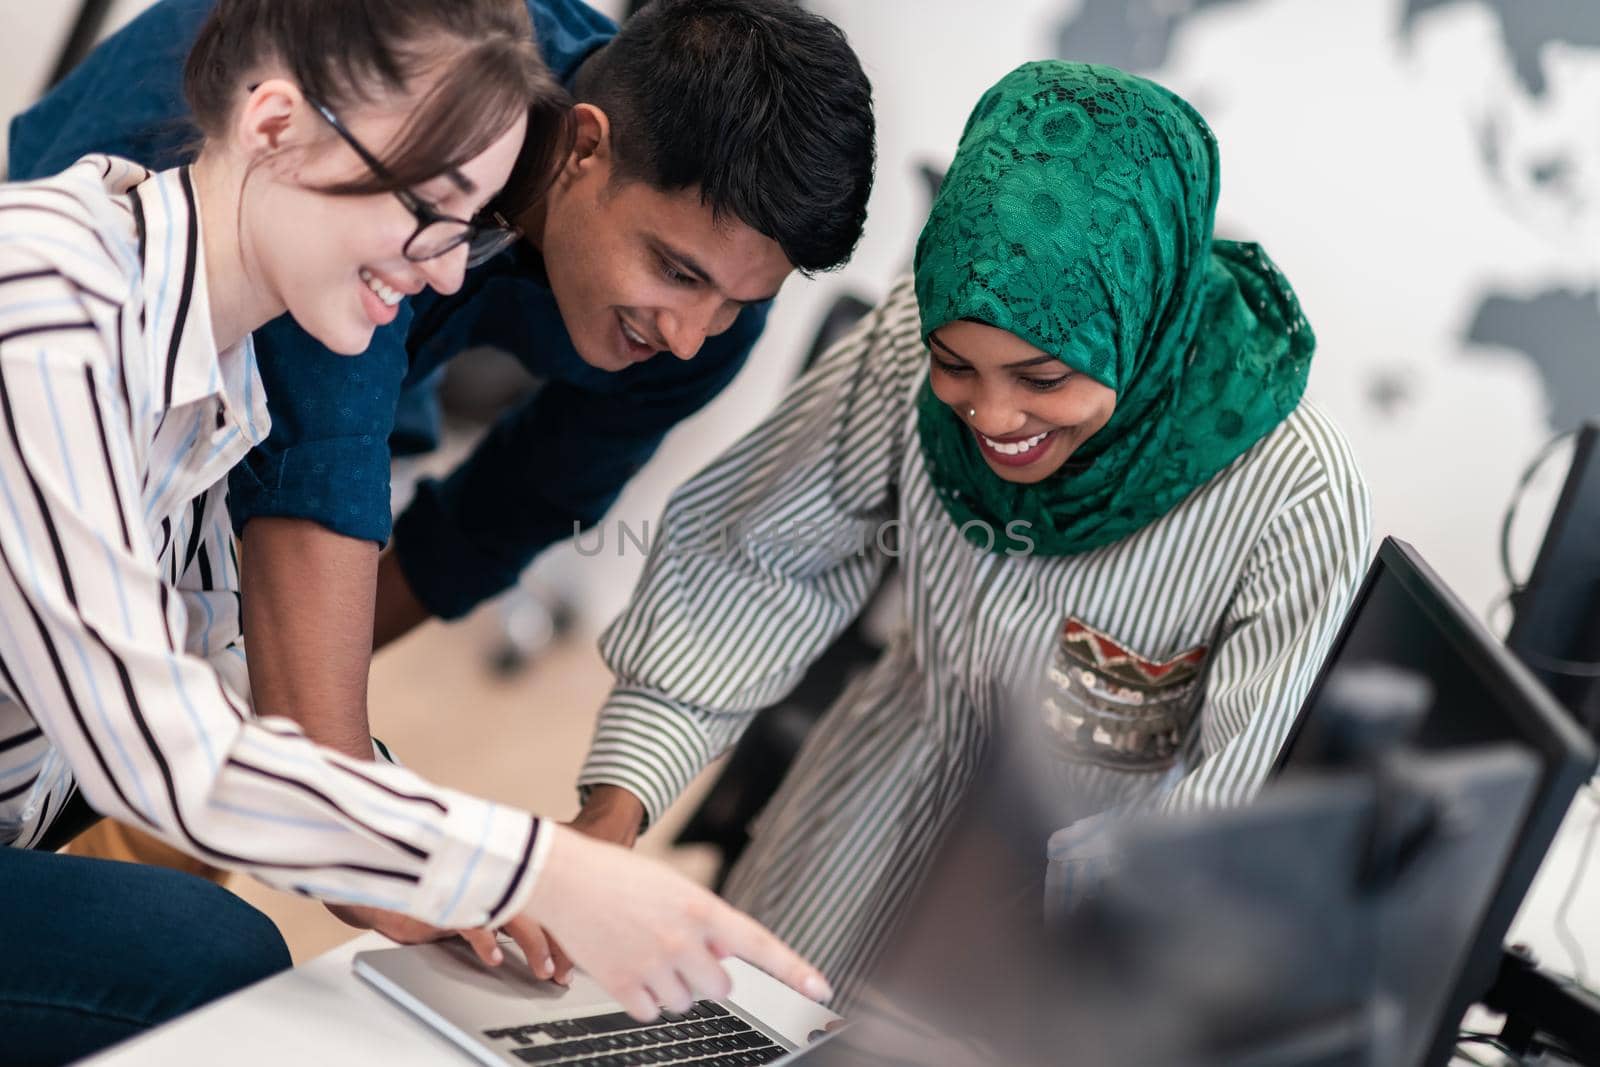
[0,2,827,1061]
[298,93,527,269]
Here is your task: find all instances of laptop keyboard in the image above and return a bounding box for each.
[484,1000,788,1065]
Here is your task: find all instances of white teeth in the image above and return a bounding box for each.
[621,320,649,347]
[981,430,1049,457]
[359,268,403,308]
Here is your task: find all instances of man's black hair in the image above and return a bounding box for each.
[574,0,875,274]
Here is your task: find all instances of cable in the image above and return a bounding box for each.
[1553,784,1600,985]
[1497,428,1578,610]
[1495,428,1600,683]
[1457,1029,1532,1065]
[1517,648,1600,680]
[1488,587,1517,641]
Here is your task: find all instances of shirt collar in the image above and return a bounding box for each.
[120,162,269,446]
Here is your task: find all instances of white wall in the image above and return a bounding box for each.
[0,0,153,170]
[566,0,1598,635]
[2,0,1591,630]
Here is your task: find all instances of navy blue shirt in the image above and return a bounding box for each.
[8,0,769,619]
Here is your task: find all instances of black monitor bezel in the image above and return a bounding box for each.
[1510,423,1600,627]
[1506,422,1600,728]
[1270,536,1596,1067]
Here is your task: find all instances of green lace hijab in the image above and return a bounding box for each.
[914,61,1314,557]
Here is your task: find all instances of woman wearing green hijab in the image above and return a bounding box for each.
[573,61,1371,1002]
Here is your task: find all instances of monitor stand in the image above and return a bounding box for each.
[1478,944,1600,1064]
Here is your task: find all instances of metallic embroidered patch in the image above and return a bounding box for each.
[1041,617,1210,771]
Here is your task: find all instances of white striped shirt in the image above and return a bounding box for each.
[0,156,547,930]
[578,275,1373,999]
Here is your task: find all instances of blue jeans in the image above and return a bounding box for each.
[0,844,292,1065]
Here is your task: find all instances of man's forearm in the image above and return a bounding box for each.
[571,784,647,848]
[240,517,379,761]
[373,545,433,651]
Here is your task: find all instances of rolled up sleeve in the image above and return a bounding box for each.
[227,311,410,545]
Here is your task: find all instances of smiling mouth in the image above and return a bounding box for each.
[359,267,404,308]
[618,314,664,357]
[621,320,650,346]
[979,430,1050,457]
[970,426,1060,468]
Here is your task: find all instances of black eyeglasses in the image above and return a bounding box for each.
[304,96,521,268]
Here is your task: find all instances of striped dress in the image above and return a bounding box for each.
[0,157,547,930]
[579,275,1372,1001]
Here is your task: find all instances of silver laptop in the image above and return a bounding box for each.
[354,936,840,1066]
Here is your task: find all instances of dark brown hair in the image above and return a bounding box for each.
[182,0,572,216]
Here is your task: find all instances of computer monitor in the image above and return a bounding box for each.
[795,667,1545,1067]
[1056,745,1539,1067]
[1273,536,1596,1066]
[1507,423,1600,734]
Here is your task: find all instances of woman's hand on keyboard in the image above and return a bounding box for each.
[327,903,539,977]
[512,823,834,1021]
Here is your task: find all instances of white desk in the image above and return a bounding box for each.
[82,931,466,1067]
[82,792,1600,1067]
[74,928,1519,1066]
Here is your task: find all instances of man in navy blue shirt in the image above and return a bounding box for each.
[9,0,875,852]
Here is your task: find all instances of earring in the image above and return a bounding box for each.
[967,408,976,418]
